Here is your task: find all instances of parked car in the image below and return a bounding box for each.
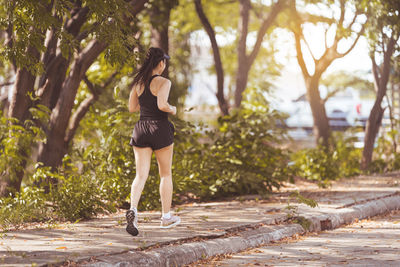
[283,91,357,132]
[327,109,351,131]
[278,88,390,131]
[284,100,314,132]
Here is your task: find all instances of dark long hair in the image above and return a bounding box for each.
[132,47,169,87]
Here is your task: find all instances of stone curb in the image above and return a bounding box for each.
[83,193,400,267]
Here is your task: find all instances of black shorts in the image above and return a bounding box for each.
[129,119,175,150]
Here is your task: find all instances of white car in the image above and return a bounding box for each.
[280,88,389,131]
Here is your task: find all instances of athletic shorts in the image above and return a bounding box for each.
[129,119,175,150]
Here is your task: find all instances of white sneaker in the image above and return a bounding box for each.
[160,215,181,229]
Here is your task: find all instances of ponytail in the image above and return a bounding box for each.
[132,47,170,87]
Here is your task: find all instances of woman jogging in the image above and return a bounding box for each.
[126,47,180,236]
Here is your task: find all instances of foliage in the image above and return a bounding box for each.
[291,132,362,187]
[202,110,290,198]
[0,186,48,231]
[0,0,139,72]
[42,157,115,221]
[359,0,400,51]
[0,106,48,196]
[320,70,375,99]
[284,190,318,231]
[197,87,291,198]
[368,127,400,173]
[0,157,116,229]
[72,97,139,207]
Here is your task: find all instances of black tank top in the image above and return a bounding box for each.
[138,74,169,120]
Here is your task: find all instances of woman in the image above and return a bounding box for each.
[126,47,180,236]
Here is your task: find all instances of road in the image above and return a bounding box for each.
[187,209,400,266]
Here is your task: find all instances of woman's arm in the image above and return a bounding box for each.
[157,79,176,114]
[128,85,140,112]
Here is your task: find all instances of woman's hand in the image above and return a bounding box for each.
[170,105,177,115]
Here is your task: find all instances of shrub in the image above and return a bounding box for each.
[369,128,400,173]
[201,107,291,199]
[292,132,362,187]
[193,86,291,199]
[0,186,49,230]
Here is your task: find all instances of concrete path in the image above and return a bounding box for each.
[200,209,400,266]
[0,172,399,266]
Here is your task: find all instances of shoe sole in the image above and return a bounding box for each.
[126,210,139,236]
[160,217,181,229]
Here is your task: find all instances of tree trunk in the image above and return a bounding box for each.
[149,3,171,78]
[36,0,148,171]
[0,44,41,197]
[1,5,89,195]
[234,0,286,108]
[37,6,90,110]
[194,0,229,116]
[8,46,40,121]
[234,67,250,108]
[361,102,384,169]
[361,35,397,170]
[37,40,108,171]
[234,0,250,108]
[0,166,24,198]
[306,77,331,146]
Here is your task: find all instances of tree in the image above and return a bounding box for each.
[360,0,400,170]
[234,0,287,108]
[0,0,148,197]
[320,70,374,100]
[289,0,366,146]
[194,0,228,115]
[194,0,287,115]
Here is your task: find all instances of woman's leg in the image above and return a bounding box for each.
[130,146,153,209]
[154,143,174,214]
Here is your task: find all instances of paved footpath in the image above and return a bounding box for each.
[0,172,400,266]
[193,208,400,266]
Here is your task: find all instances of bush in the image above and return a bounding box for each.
[369,128,400,173]
[292,132,361,187]
[180,86,292,199]
[200,107,291,199]
[0,186,49,230]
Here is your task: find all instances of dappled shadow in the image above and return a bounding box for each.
[213,210,400,266]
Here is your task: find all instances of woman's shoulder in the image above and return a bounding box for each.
[152,76,171,90]
[153,75,171,84]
